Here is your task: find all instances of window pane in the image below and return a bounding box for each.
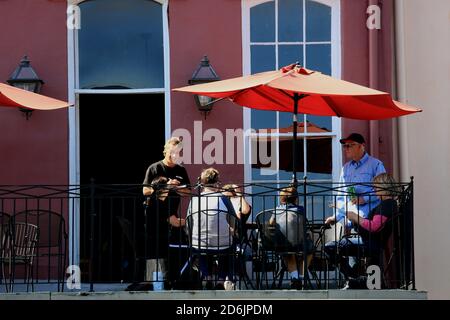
[305,184,334,222]
[279,112,304,130]
[279,45,304,69]
[278,0,303,42]
[305,137,332,174]
[306,44,331,75]
[279,167,296,181]
[79,0,163,89]
[251,45,276,73]
[251,136,277,180]
[248,0,335,185]
[251,109,276,129]
[250,1,275,42]
[306,115,332,131]
[251,43,276,144]
[306,0,331,42]
[250,184,280,219]
[278,137,332,178]
[279,111,292,129]
[252,183,334,222]
[252,167,277,180]
[279,138,306,180]
[307,172,332,180]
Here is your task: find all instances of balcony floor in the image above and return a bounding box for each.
[0,283,427,300]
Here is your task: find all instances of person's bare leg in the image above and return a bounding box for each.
[285,254,313,273]
[285,255,298,273]
[284,255,303,289]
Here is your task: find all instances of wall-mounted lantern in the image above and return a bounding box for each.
[7,55,44,120]
[188,55,219,119]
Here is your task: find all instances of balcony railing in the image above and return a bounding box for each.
[0,179,415,292]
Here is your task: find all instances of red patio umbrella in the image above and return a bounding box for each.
[174,63,421,181]
[0,82,70,110]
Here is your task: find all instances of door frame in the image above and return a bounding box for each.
[67,0,171,268]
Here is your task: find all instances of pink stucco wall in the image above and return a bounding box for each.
[341,0,395,173]
[170,0,397,181]
[0,0,397,185]
[169,0,244,184]
[0,0,68,185]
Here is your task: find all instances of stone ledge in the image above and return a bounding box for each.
[51,290,328,300]
[0,290,427,300]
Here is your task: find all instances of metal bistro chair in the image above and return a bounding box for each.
[1,220,39,292]
[310,222,345,289]
[15,210,68,291]
[255,208,312,289]
[185,206,238,289]
[326,211,401,289]
[0,211,11,289]
[352,211,403,289]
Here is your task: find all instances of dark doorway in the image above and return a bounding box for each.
[79,93,165,184]
[79,93,165,282]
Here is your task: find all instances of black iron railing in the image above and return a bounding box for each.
[0,179,415,292]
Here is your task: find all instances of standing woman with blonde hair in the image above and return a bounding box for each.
[142,137,191,288]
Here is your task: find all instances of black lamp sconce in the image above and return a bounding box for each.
[188,55,220,119]
[7,55,44,120]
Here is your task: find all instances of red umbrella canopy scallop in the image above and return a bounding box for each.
[0,83,70,110]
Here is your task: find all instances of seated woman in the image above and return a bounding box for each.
[186,168,236,289]
[266,187,314,289]
[222,184,253,286]
[222,184,251,223]
[324,173,399,289]
[222,184,252,249]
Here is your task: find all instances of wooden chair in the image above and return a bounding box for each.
[1,221,39,292]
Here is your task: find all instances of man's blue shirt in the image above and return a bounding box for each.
[335,153,386,222]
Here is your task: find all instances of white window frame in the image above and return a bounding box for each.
[242,0,342,186]
[67,0,170,267]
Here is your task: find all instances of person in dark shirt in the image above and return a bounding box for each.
[142,137,191,286]
[143,136,191,199]
[142,137,190,244]
[142,137,191,243]
[145,176,180,259]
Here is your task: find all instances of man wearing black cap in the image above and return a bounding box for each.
[325,133,386,225]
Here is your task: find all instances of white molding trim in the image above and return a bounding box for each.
[67,0,79,268]
[303,0,307,67]
[74,88,165,94]
[242,0,252,190]
[329,0,342,182]
[247,179,332,183]
[162,0,171,140]
[251,41,332,45]
[67,0,171,268]
[249,132,336,138]
[274,0,279,69]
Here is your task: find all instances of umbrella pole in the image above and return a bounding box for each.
[292,93,309,288]
[292,93,308,184]
[292,93,299,185]
[292,93,310,289]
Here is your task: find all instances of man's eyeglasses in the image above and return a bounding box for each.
[342,143,359,149]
